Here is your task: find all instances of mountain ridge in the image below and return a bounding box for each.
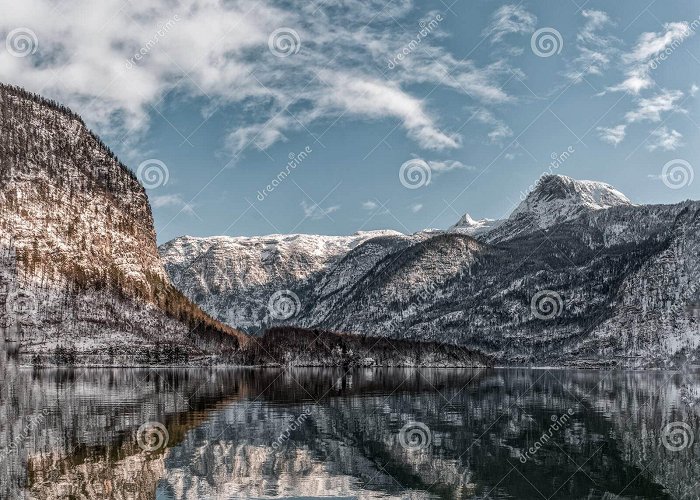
[161,175,700,367]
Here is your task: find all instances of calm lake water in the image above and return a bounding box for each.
[2,360,700,499]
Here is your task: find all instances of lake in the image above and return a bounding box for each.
[1,361,699,499]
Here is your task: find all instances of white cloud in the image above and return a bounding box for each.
[623,22,691,63]
[483,4,537,42]
[691,84,699,96]
[1,0,521,157]
[318,72,460,150]
[599,89,685,146]
[609,68,654,94]
[578,10,615,45]
[301,200,339,220]
[596,125,626,146]
[472,109,513,144]
[646,126,683,151]
[362,200,379,210]
[411,203,423,213]
[609,22,691,94]
[427,160,474,174]
[487,123,514,143]
[624,90,684,123]
[567,10,618,82]
[151,194,197,215]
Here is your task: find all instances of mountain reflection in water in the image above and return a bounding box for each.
[1,359,700,499]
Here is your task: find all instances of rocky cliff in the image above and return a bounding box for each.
[0,84,244,363]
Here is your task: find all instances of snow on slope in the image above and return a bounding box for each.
[162,174,639,336]
[450,213,504,236]
[0,84,242,362]
[160,173,700,367]
[159,230,406,332]
[485,174,634,243]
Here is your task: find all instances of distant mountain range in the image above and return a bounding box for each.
[3,83,697,368]
[0,84,485,367]
[161,175,700,368]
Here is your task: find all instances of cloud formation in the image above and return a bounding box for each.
[646,126,683,151]
[624,90,684,123]
[301,200,339,220]
[567,10,618,82]
[597,125,626,146]
[1,0,520,156]
[427,160,475,174]
[609,22,690,94]
[483,4,537,42]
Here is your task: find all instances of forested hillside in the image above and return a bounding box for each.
[0,84,244,364]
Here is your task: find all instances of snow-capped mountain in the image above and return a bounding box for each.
[161,174,700,367]
[0,84,243,363]
[450,213,504,236]
[159,230,409,332]
[485,174,634,243]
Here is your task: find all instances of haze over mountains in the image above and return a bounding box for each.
[162,175,700,368]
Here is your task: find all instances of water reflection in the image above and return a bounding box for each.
[2,354,700,499]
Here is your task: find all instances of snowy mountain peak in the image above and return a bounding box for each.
[510,175,632,226]
[457,213,479,226]
[450,213,504,236]
[520,174,632,213]
[478,175,635,243]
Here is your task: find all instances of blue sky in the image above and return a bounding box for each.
[3,0,700,243]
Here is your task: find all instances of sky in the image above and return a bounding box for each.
[2,0,700,243]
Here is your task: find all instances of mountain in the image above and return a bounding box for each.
[450,213,504,236]
[0,84,244,364]
[159,230,410,333]
[484,175,634,243]
[161,174,700,367]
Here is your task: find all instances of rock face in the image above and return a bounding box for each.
[0,84,243,363]
[159,230,410,333]
[162,173,700,367]
[484,175,634,243]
